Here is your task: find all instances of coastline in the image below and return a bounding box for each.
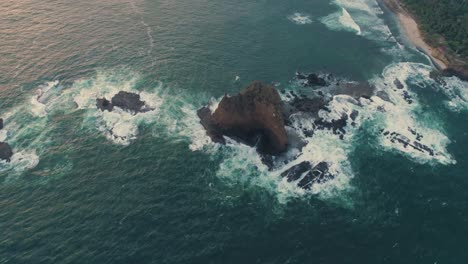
[380,0,448,70]
[380,0,468,80]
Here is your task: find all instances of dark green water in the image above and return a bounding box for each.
[1,0,468,263]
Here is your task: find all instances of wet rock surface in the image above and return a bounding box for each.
[96,98,114,112]
[281,161,334,190]
[380,127,435,156]
[0,142,13,162]
[96,91,153,114]
[0,118,3,130]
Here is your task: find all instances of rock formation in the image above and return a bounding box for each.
[0,142,13,162]
[198,81,288,155]
[96,91,152,114]
[0,118,3,130]
[96,98,113,112]
[281,161,333,190]
[296,72,327,86]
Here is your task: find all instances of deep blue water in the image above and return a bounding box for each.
[1,0,468,263]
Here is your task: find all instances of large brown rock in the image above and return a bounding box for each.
[199,81,288,155]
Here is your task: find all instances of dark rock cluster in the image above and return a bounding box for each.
[380,127,434,156]
[96,91,153,114]
[296,72,327,87]
[281,161,333,190]
[0,142,13,162]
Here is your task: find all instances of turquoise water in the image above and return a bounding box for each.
[1,0,468,263]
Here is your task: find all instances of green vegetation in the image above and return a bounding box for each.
[401,0,468,58]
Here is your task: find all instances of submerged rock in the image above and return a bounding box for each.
[306,73,327,86]
[0,118,3,130]
[198,81,288,155]
[0,142,13,162]
[96,91,153,114]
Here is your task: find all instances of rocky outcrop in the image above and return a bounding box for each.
[96,98,113,112]
[96,91,153,113]
[296,72,327,86]
[0,142,13,162]
[198,81,288,155]
[281,161,333,190]
[441,67,468,82]
[198,73,377,190]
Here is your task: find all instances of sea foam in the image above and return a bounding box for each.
[288,13,313,25]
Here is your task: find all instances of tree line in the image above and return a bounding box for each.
[402,0,468,58]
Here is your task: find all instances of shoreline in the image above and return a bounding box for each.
[380,0,449,70]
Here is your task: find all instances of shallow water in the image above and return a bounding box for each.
[1,0,468,263]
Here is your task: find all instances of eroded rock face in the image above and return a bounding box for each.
[198,81,288,155]
[96,91,152,114]
[0,142,13,162]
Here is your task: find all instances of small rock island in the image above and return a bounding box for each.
[198,81,288,155]
[96,91,153,114]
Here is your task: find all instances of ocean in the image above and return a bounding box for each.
[1,0,468,263]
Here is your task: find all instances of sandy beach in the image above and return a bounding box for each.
[382,0,449,70]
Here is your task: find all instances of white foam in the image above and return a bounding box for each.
[69,71,163,145]
[439,77,468,112]
[321,0,395,43]
[29,80,60,117]
[288,13,313,25]
[368,62,455,164]
[339,8,361,35]
[0,150,39,177]
[321,7,362,35]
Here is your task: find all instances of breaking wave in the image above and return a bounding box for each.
[321,7,361,35]
[320,0,397,47]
